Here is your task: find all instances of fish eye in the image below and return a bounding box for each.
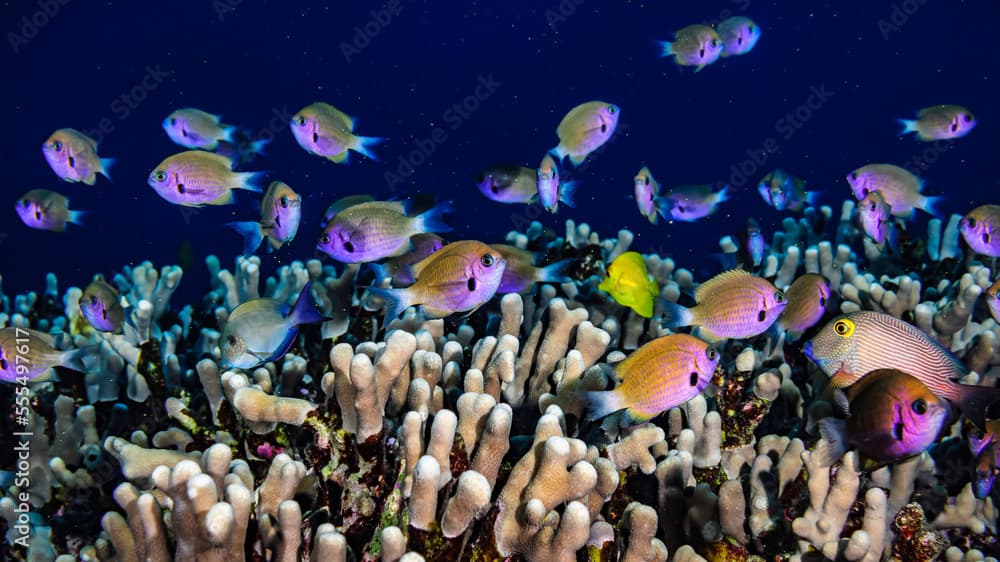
[774,290,784,303]
[748,25,755,33]
[153,170,167,182]
[52,140,63,151]
[706,347,718,360]
[850,172,858,180]
[644,177,650,186]
[170,117,177,126]
[226,335,236,346]
[964,114,973,122]
[911,398,928,415]
[968,217,977,228]
[869,202,877,211]
[480,254,495,267]
[280,196,289,208]
[833,318,855,337]
[607,105,616,114]
[320,234,330,244]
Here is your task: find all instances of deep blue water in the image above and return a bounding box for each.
[4,0,998,303]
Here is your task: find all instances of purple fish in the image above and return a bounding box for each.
[777,273,829,338]
[15,189,84,232]
[634,166,660,224]
[476,165,538,204]
[0,327,90,382]
[656,185,730,222]
[369,241,506,320]
[42,128,114,185]
[858,190,892,245]
[290,102,384,163]
[494,244,574,294]
[716,16,761,57]
[536,154,577,213]
[79,278,125,333]
[374,233,446,286]
[660,25,724,72]
[227,181,302,255]
[318,197,452,264]
[148,151,263,207]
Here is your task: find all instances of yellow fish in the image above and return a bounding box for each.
[598,251,658,318]
[583,334,720,423]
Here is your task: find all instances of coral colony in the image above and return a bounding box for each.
[1,199,999,562]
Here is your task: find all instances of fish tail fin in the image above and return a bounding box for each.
[234,171,265,192]
[955,383,1000,430]
[226,221,265,256]
[352,135,385,161]
[100,158,116,181]
[367,262,390,285]
[654,196,673,220]
[898,118,918,136]
[658,40,674,57]
[806,190,821,206]
[694,64,706,73]
[415,200,454,234]
[248,137,271,155]
[558,181,579,208]
[68,210,86,227]
[816,417,848,467]
[289,280,328,327]
[537,258,575,284]
[61,345,97,373]
[222,125,239,143]
[568,152,587,167]
[368,286,412,321]
[582,390,624,421]
[659,300,693,329]
[921,195,945,217]
[715,185,732,203]
[549,145,567,163]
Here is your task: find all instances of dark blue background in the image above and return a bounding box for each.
[4,0,997,303]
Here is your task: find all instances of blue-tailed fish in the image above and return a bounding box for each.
[42,128,114,185]
[740,218,766,269]
[495,244,574,295]
[661,269,785,339]
[220,281,327,370]
[776,273,829,339]
[148,151,263,207]
[551,101,620,167]
[847,164,940,218]
[959,205,1000,258]
[80,277,125,334]
[803,311,1000,428]
[659,25,724,72]
[317,196,452,264]
[227,181,302,255]
[536,153,577,213]
[15,189,85,232]
[898,105,976,141]
[290,102,384,163]
[656,184,730,222]
[716,16,761,57]
[758,169,818,212]
[0,327,91,383]
[583,334,720,423]
[368,241,506,320]
[634,166,660,224]
[816,369,950,468]
[476,165,539,204]
[164,108,241,151]
[598,251,658,318]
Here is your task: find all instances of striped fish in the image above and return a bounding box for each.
[803,310,1000,428]
[583,334,720,423]
[660,269,786,339]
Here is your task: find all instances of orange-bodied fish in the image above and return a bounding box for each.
[660,269,785,339]
[598,251,658,318]
[583,334,719,423]
[817,369,950,468]
[369,241,506,320]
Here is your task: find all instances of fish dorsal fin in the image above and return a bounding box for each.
[694,269,751,302]
[324,195,375,222]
